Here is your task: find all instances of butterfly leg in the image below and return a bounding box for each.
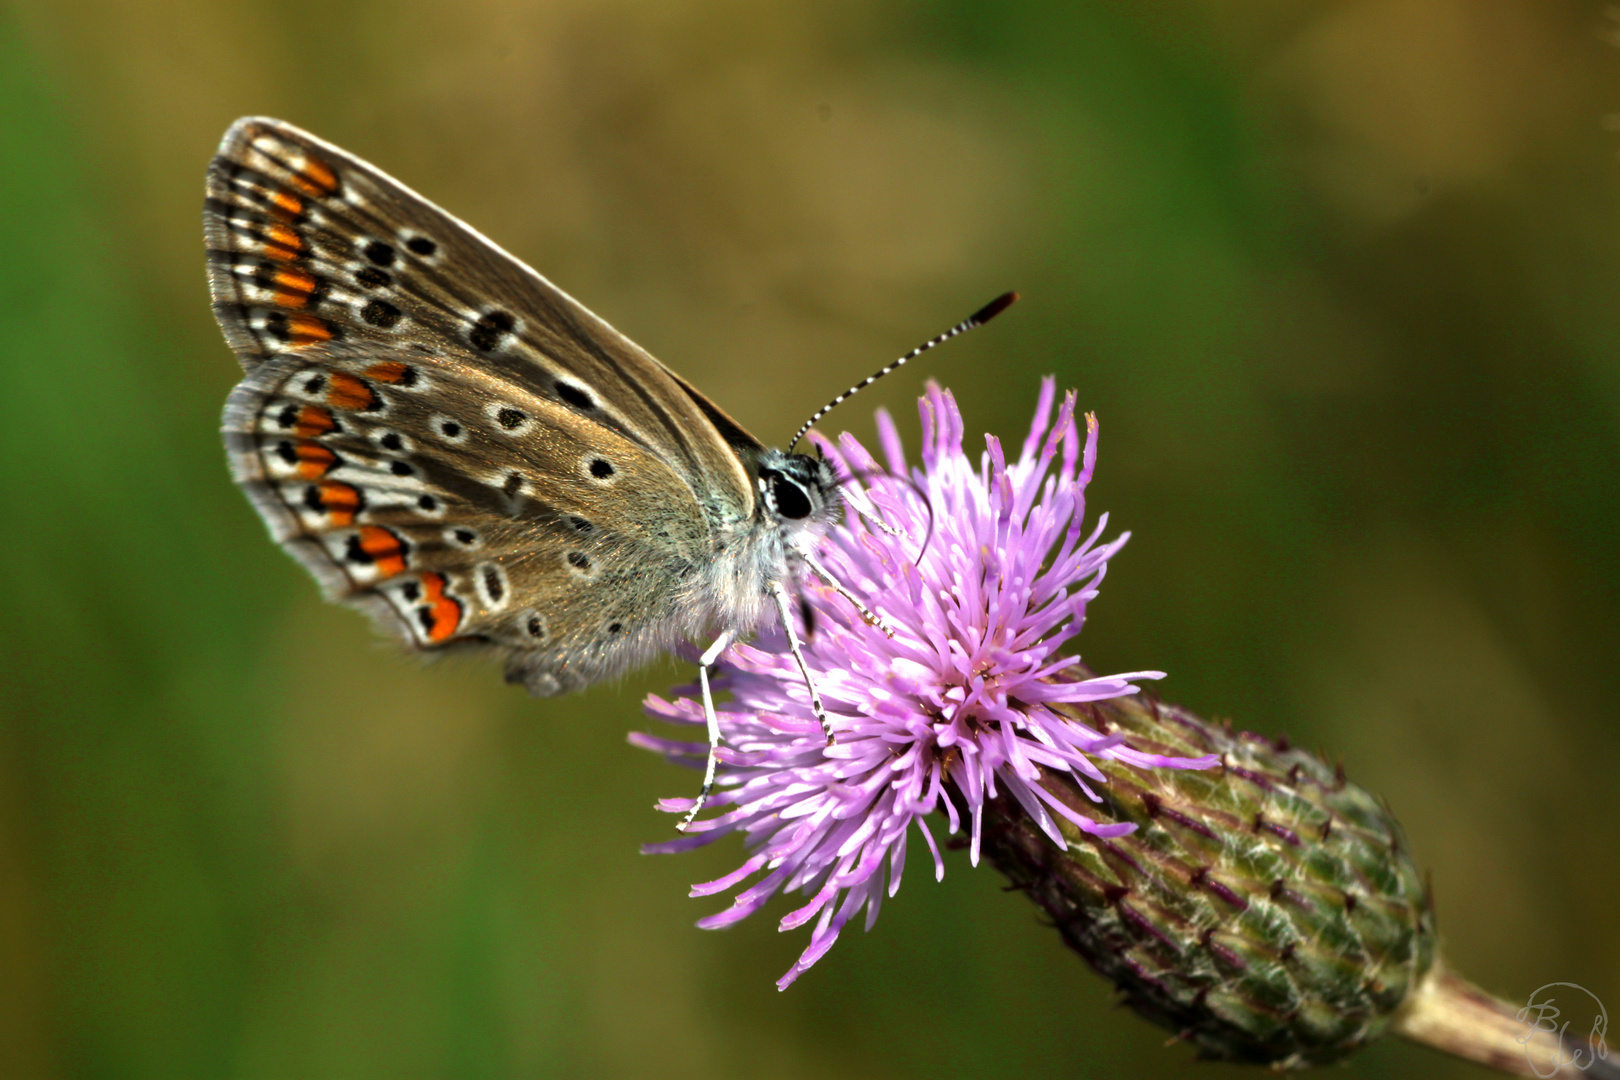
[799,551,898,638]
[676,627,737,833]
[770,581,834,745]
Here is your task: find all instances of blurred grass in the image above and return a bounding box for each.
[2,0,1618,1077]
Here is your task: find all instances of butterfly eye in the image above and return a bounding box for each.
[771,474,812,520]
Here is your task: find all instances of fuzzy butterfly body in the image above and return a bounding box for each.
[207,117,840,697]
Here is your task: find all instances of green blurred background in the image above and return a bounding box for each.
[2,1,1617,1076]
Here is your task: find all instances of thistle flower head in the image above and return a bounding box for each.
[633,379,1217,988]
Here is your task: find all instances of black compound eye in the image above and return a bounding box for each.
[771,474,812,520]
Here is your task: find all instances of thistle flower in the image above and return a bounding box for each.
[632,379,1217,989]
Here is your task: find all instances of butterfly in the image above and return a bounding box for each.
[205,117,1012,826]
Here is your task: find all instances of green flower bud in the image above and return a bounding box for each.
[975,690,1435,1068]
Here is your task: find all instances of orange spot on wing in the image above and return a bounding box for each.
[273,267,317,308]
[264,223,303,260]
[316,482,361,527]
[364,361,411,384]
[290,156,339,197]
[326,372,376,410]
[293,405,336,437]
[287,315,333,347]
[294,441,337,479]
[269,190,303,219]
[419,572,463,643]
[357,526,407,578]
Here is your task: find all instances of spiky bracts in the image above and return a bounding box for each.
[976,688,1435,1069]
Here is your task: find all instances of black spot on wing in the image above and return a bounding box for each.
[469,310,515,352]
[530,293,707,476]
[361,299,402,328]
[556,382,594,410]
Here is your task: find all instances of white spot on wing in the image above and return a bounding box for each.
[370,429,414,453]
[430,414,470,444]
[483,401,534,436]
[474,562,510,611]
[444,526,482,549]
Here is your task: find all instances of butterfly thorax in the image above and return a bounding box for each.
[696,448,841,632]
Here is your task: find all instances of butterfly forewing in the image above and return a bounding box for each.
[207,117,755,693]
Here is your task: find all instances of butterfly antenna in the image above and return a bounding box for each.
[787,291,1019,452]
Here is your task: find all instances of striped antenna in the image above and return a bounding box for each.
[787,291,1020,452]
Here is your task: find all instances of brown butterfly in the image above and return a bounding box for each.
[205,117,1012,824]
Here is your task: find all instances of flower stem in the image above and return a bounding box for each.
[1393,960,1619,1079]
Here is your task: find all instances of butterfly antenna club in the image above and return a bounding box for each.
[787,291,1019,452]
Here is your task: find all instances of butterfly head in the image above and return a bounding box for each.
[756,449,840,537]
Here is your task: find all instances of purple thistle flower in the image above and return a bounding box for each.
[632,379,1218,989]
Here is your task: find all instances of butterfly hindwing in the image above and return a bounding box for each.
[208,117,751,693]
